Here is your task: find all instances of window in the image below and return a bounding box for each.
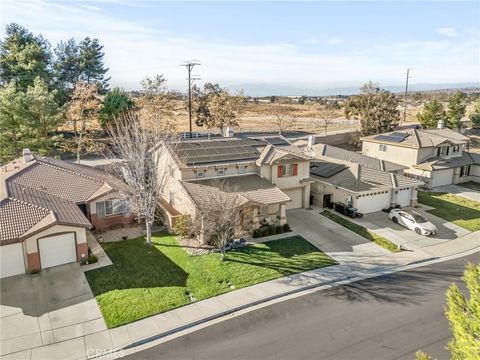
[104,199,126,216]
[460,165,471,177]
[238,166,247,174]
[379,144,387,152]
[259,206,268,216]
[278,163,298,177]
[169,191,175,205]
[169,166,175,177]
[453,145,460,153]
[216,168,225,176]
[195,170,205,178]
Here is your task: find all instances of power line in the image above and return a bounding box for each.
[402,68,412,127]
[180,60,201,138]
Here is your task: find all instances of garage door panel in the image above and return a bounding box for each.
[283,189,303,209]
[1,243,25,278]
[39,233,76,269]
[396,188,411,207]
[356,192,390,213]
[431,169,453,187]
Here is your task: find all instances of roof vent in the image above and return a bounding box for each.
[22,148,34,163]
[307,135,315,149]
[437,119,445,129]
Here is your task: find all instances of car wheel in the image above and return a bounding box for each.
[415,228,422,235]
[392,217,398,223]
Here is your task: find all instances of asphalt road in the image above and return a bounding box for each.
[126,254,477,360]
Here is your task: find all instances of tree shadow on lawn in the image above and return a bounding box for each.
[224,238,337,276]
[85,239,188,296]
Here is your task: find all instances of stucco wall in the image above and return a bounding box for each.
[362,141,419,167]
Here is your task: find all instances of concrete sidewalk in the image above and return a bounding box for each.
[3,232,479,360]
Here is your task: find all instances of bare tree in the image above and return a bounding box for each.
[64,81,102,163]
[318,107,336,135]
[200,181,243,260]
[269,102,296,134]
[107,112,178,245]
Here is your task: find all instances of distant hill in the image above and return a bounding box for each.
[226,82,480,97]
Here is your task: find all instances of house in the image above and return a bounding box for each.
[361,127,480,188]
[157,137,312,243]
[0,149,133,278]
[305,143,423,213]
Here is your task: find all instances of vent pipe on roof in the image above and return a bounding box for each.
[437,119,445,129]
[22,148,34,163]
[307,135,314,149]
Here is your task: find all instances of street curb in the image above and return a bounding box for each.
[90,244,480,360]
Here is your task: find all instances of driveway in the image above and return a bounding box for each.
[287,208,389,263]
[350,208,471,251]
[0,263,106,357]
[431,184,480,202]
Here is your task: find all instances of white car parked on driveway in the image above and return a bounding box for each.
[389,209,437,236]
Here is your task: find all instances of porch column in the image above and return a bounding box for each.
[279,203,287,225]
[252,207,260,229]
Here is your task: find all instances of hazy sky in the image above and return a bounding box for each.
[1,1,479,93]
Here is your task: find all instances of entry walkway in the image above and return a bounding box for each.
[287,208,390,263]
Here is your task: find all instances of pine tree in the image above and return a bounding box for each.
[53,38,81,102]
[0,23,52,91]
[445,263,480,360]
[99,88,134,128]
[446,92,466,130]
[416,100,446,129]
[78,37,110,93]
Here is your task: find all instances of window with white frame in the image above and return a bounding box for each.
[379,144,387,152]
[259,206,268,216]
[453,145,460,153]
[104,199,126,216]
[460,165,471,177]
[195,170,206,178]
[282,163,293,176]
[169,191,175,205]
[216,168,226,176]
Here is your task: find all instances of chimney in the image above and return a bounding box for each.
[352,163,361,192]
[22,148,34,163]
[437,119,444,129]
[307,135,315,149]
[223,127,234,138]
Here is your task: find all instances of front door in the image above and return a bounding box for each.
[323,194,332,208]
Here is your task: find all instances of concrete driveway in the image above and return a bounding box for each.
[430,184,480,202]
[350,208,471,251]
[287,208,390,263]
[0,263,106,357]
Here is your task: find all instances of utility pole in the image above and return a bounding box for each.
[181,60,201,138]
[402,68,412,127]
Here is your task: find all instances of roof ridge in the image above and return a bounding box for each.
[36,158,104,184]
[6,196,53,214]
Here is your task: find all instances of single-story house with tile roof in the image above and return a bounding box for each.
[308,158,423,214]
[0,149,133,278]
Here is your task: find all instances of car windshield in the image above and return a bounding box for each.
[410,212,427,223]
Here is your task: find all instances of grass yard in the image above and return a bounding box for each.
[85,233,335,328]
[417,191,480,232]
[320,210,400,253]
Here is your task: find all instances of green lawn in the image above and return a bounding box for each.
[85,233,336,328]
[458,181,480,192]
[320,210,400,253]
[417,191,480,232]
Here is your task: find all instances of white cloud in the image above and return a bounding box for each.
[436,27,459,37]
[1,1,478,92]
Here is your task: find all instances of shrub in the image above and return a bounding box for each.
[174,214,190,238]
[252,224,291,238]
[283,223,291,232]
[87,254,98,264]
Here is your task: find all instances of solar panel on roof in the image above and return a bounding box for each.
[310,162,347,178]
[373,134,405,143]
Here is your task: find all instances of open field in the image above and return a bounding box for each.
[85,233,335,328]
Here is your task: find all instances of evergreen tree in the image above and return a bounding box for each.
[99,88,134,128]
[445,263,480,360]
[0,23,52,91]
[24,77,63,154]
[416,100,446,129]
[469,99,480,128]
[0,82,29,162]
[78,37,110,93]
[446,92,466,130]
[53,38,81,103]
[344,82,400,136]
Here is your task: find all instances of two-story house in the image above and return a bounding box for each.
[157,137,312,243]
[361,127,480,188]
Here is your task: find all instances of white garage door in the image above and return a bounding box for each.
[284,188,303,209]
[431,169,454,188]
[39,233,76,269]
[396,188,411,207]
[0,243,25,278]
[356,192,391,214]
